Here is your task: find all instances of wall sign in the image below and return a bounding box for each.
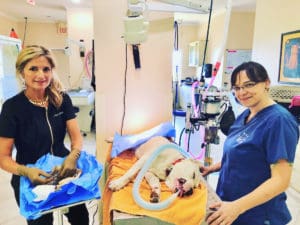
[57,22,68,35]
[224,49,252,75]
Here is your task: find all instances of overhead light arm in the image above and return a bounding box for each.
[156,0,210,13]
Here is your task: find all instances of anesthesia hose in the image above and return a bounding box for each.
[132,143,190,211]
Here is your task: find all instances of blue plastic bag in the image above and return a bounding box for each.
[19,151,103,220]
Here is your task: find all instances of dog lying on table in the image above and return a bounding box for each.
[108,136,204,203]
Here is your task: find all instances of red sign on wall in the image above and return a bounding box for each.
[57,22,68,35]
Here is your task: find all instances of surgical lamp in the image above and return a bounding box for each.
[124,15,149,45]
[124,0,211,68]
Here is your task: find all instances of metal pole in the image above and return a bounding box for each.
[204,143,212,167]
[204,143,212,182]
[56,209,64,225]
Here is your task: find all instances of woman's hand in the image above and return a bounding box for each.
[206,201,241,225]
[59,149,81,178]
[200,165,212,177]
[17,165,51,185]
[200,162,221,177]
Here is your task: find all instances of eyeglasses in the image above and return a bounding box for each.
[232,82,258,92]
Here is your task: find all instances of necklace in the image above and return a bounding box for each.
[25,92,49,107]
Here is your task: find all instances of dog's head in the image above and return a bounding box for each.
[165,159,203,197]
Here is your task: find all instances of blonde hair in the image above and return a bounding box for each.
[16,45,65,108]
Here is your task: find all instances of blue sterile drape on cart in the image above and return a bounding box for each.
[19,151,102,220]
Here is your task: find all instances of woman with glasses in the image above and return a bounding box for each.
[202,61,299,225]
[0,45,89,225]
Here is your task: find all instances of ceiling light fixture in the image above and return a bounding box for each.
[70,0,81,4]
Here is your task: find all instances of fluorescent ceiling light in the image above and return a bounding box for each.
[149,0,210,14]
[70,0,81,4]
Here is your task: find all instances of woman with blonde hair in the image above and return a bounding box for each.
[0,45,89,225]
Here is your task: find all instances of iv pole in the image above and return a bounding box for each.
[182,0,232,171]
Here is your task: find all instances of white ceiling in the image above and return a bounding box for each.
[0,0,256,23]
[0,0,93,23]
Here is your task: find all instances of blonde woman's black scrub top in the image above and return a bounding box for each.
[0,91,76,204]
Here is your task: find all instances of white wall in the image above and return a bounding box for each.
[177,23,199,80]
[252,0,300,85]
[199,11,255,87]
[93,2,174,163]
[0,19,71,89]
[0,16,18,37]
[66,7,93,90]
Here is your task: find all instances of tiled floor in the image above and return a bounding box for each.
[0,132,99,225]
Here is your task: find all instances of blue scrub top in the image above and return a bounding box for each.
[217,104,299,225]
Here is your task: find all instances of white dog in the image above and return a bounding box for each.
[109,136,204,203]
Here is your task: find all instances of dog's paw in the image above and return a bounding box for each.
[108,177,130,191]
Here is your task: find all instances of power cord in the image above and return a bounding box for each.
[200,0,213,78]
[120,43,128,135]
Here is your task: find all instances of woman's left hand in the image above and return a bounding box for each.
[206,201,241,225]
[59,153,78,178]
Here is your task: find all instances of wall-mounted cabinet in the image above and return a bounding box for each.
[188,40,206,67]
